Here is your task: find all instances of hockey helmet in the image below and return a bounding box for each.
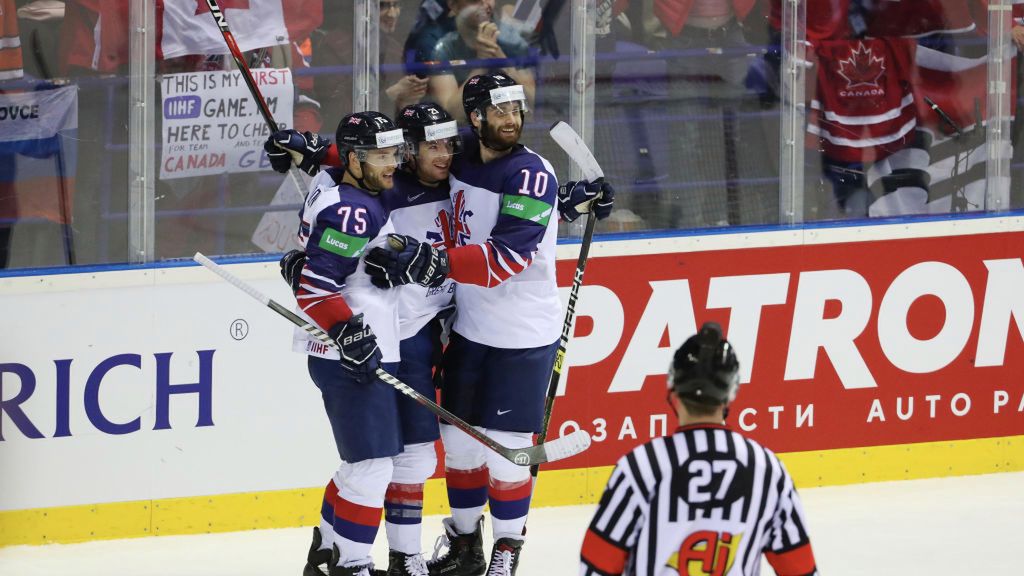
[335,111,407,167]
[398,102,463,157]
[461,73,528,122]
[668,322,740,406]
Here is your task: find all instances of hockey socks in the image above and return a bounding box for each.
[487,477,533,540]
[384,482,425,554]
[445,465,489,534]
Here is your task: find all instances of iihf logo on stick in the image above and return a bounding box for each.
[514,453,530,465]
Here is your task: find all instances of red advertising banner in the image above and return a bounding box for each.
[548,231,1024,470]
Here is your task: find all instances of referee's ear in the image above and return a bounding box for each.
[666,390,683,422]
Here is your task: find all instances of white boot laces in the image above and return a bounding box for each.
[405,554,429,576]
[486,549,513,576]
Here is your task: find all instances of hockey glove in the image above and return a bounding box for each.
[279,249,306,293]
[263,130,329,176]
[364,234,450,288]
[328,313,382,384]
[557,178,616,223]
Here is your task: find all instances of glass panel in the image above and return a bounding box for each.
[801,0,999,221]
[1,1,131,269]
[151,0,336,260]
[1004,1,1022,210]
[400,0,557,171]
[588,0,782,234]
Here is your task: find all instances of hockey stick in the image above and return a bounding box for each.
[202,0,308,197]
[529,122,604,476]
[192,252,591,466]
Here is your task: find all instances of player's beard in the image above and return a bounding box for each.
[481,116,522,151]
[362,164,395,193]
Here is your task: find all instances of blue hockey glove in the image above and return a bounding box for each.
[328,314,382,384]
[279,249,306,293]
[557,178,616,223]
[263,130,329,176]
[365,234,450,289]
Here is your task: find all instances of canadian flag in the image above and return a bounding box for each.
[158,0,321,59]
[59,0,321,73]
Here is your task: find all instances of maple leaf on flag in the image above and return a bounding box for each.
[194,0,251,16]
[837,43,886,89]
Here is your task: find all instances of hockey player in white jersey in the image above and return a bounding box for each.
[366,73,614,576]
[580,323,818,576]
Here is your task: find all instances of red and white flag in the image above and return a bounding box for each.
[158,0,322,59]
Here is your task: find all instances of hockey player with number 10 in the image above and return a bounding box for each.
[367,73,614,576]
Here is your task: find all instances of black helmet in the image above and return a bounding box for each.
[462,73,526,121]
[335,111,406,166]
[398,102,463,156]
[668,322,740,406]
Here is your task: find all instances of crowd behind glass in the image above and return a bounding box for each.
[1,0,1022,270]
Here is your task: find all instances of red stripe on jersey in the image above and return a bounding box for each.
[448,242,532,287]
[445,465,489,489]
[581,528,628,575]
[766,543,817,576]
[296,286,353,330]
[447,244,493,286]
[334,497,383,527]
[488,478,533,502]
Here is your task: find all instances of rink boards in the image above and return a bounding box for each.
[2,216,1023,546]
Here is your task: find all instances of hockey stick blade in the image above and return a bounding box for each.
[549,121,604,181]
[192,252,588,466]
[500,429,591,467]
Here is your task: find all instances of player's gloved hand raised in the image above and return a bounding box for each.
[557,178,616,223]
[263,130,329,176]
[328,313,382,384]
[364,234,450,289]
[279,249,306,293]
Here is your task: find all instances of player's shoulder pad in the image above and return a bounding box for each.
[510,146,557,181]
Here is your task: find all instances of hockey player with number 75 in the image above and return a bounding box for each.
[284,109,447,576]
[281,102,465,576]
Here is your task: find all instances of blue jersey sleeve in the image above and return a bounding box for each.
[297,189,386,329]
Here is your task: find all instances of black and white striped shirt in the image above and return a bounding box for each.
[580,423,817,576]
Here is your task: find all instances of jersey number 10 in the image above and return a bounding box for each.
[517,169,549,198]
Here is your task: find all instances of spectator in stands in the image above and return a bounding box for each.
[426,0,535,119]
[314,0,426,121]
[404,0,454,66]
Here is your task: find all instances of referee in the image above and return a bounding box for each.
[580,322,818,576]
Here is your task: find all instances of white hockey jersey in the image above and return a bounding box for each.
[383,170,456,341]
[445,130,561,349]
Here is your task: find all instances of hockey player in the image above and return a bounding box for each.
[364,73,614,576]
[266,78,615,576]
[580,323,818,576]
[277,103,462,576]
[286,109,447,576]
